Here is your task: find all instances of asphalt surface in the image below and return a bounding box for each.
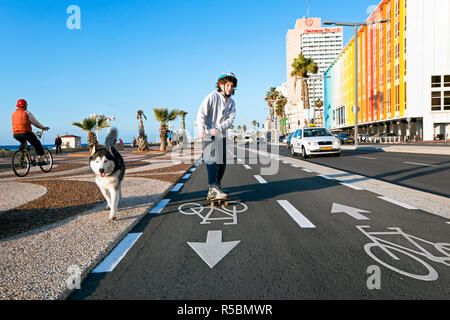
[69,143,450,300]
[280,144,450,198]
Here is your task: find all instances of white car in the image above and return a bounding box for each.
[243,136,253,144]
[290,127,341,158]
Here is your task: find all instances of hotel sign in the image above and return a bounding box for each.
[305,28,342,33]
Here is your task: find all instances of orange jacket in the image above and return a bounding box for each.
[12,108,32,134]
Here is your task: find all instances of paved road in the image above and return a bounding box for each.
[70,143,450,300]
[277,143,450,198]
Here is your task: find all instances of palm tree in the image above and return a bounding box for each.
[242,125,247,134]
[291,54,318,111]
[154,108,180,151]
[252,120,257,132]
[314,99,324,126]
[265,87,279,120]
[275,94,288,135]
[179,110,188,130]
[136,110,149,151]
[72,116,109,153]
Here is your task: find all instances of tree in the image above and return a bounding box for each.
[291,53,318,112]
[179,110,188,130]
[72,116,109,153]
[154,108,180,151]
[136,110,149,151]
[275,94,288,135]
[265,87,279,121]
[242,125,247,133]
[314,99,324,126]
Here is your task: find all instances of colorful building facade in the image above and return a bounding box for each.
[324,0,450,141]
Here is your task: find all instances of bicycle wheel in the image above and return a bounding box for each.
[39,149,53,173]
[364,243,439,281]
[12,150,31,177]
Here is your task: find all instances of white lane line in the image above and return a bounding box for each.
[302,168,313,172]
[403,162,437,167]
[182,173,191,179]
[339,182,364,191]
[237,158,243,162]
[447,222,450,224]
[277,200,316,229]
[358,156,377,160]
[378,196,417,210]
[244,165,252,170]
[91,233,142,273]
[291,165,301,168]
[171,183,184,192]
[318,175,334,180]
[254,175,268,184]
[149,199,171,214]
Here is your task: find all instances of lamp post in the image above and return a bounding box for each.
[324,19,389,148]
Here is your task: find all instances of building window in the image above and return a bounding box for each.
[404,82,407,110]
[387,88,391,114]
[445,75,450,87]
[432,75,441,88]
[444,91,450,110]
[395,64,400,80]
[432,92,442,111]
[404,60,407,76]
[404,38,407,54]
[395,85,400,112]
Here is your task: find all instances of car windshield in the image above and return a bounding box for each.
[304,128,333,138]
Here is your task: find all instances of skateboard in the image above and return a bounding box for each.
[207,196,238,207]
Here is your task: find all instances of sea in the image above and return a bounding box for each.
[0,144,89,151]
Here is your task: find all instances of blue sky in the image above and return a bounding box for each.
[1,0,377,145]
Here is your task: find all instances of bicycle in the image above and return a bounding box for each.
[357,225,450,281]
[11,130,54,177]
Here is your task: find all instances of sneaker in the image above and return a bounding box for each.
[217,183,230,195]
[207,187,228,201]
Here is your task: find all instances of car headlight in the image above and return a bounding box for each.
[333,141,340,146]
[307,142,318,146]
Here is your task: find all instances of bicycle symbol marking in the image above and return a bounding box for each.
[357,225,450,281]
[178,201,248,225]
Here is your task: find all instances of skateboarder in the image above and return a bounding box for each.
[197,72,237,201]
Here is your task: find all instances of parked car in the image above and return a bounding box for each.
[243,135,253,144]
[380,132,398,142]
[336,133,355,144]
[279,135,287,143]
[290,127,341,158]
[358,133,373,142]
[367,133,383,143]
[286,132,295,149]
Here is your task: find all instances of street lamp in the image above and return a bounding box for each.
[324,19,389,147]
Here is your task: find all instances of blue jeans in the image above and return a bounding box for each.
[203,137,226,188]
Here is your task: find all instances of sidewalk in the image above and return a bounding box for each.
[0,145,202,300]
[341,143,450,155]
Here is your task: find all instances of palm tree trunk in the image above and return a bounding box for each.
[160,125,167,151]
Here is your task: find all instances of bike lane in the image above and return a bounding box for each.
[70,146,450,300]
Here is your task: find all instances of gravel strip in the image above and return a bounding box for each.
[0,177,172,300]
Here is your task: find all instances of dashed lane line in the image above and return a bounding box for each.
[378,196,417,210]
[91,233,142,273]
[277,200,316,229]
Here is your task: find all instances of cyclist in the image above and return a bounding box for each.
[196,72,237,201]
[12,99,50,165]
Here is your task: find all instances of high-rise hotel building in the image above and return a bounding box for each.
[324,0,450,141]
[286,18,343,130]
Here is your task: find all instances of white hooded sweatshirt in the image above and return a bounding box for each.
[196,90,236,137]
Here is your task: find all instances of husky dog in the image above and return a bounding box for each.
[89,128,125,221]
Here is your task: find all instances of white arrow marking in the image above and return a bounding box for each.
[331,203,371,220]
[188,231,240,268]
